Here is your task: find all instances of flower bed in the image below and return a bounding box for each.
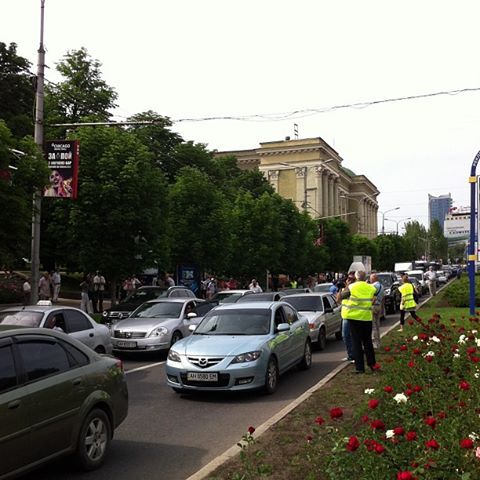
[306,313,480,479]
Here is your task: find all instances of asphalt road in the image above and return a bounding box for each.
[25,311,401,480]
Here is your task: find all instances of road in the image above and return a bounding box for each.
[25,310,401,480]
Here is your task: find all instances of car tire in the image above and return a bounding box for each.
[317,327,327,351]
[75,408,111,471]
[264,357,279,395]
[171,331,183,346]
[299,340,312,370]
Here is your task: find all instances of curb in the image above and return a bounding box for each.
[186,284,450,480]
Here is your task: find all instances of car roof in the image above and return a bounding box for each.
[215,289,250,294]
[0,305,84,314]
[282,292,329,298]
[213,301,279,310]
[145,297,202,304]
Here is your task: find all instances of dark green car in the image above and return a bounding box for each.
[0,325,128,479]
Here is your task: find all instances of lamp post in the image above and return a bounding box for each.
[385,216,411,234]
[380,207,400,234]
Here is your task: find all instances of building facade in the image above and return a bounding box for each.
[428,193,452,230]
[216,137,379,239]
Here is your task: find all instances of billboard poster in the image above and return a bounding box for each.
[43,140,79,199]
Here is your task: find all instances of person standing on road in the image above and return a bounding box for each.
[93,271,106,312]
[23,278,31,305]
[80,275,92,313]
[249,279,263,293]
[425,266,437,296]
[38,272,50,300]
[369,273,385,349]
[51,269,61,303]
[338,271,377,374]
[398,275,420,332]
[336,273,355,363]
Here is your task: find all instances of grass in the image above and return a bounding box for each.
[206,279,468,480]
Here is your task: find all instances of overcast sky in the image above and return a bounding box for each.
[3,0,480,232]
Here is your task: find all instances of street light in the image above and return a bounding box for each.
[380,207,400,234]
[384,216,411,235]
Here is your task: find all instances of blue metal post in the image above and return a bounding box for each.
[468,151,480,315]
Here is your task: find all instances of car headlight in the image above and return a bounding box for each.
[231,351,262,364]
[168,350,181,362]
[102,311,108,317]
[148,327,168,337]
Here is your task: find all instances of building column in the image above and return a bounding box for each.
[328,175,334,216]
[295,167,306,209]
[315,166,323,218]
[322,171,329,217]
[267,170,279,193]
[358,199,365,235]
[333,178,339,216]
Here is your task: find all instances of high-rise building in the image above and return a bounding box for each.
[428,193,452,230]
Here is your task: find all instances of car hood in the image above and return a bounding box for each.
[114,316,178,332]
[297,311,322,323]
[174,334,267,356]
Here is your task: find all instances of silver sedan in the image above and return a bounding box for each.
[0,304,112,354]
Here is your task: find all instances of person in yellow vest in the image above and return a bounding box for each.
[398,274,420,332]
[338,270,377,374]
[289,277,298,289]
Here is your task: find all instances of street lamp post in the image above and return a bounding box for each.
[380,207,400,234]
[385,216,411,234]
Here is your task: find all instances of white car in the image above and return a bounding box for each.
[0,304,112,353]
[283,293,342,350]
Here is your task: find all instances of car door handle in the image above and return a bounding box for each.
[8,400,20,410]
[72,378,82,386]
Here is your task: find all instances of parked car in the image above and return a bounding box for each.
[236,291,286,302]
[282,293,342,349]
[103,286,196,322]
[209,289,254,304]
[111,298,208,353]
[313,283,335,293]
[0,325,128,479]
[281,288,313,295]
[166,301,312,394]
[0,304,112,354]
[436,270,448,285]
[408,277,423,299]
[375,272,402,314]
[406,270,428,294]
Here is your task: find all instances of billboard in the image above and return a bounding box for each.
[43,140,79,198]
[444,209,470,245]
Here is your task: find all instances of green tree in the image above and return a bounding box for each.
[0,42,34,138]
[404,220,428,259]
[351,234,378,259]
[320,218,353,272]
[44,126,169,301]
[0,121,48,266]
[428,219,448,261]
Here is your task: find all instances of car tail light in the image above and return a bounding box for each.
[309,323,316,330]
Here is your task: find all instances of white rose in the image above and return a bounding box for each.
[364,388,375,395]
[393,393,408,404]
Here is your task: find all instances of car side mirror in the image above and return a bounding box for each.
[188,324,197,332]
[186,312,197,319]
[276,323,290,333]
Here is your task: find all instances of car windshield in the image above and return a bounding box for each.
[131,302,183,318]
[313,284,332,293]
[237,294,271,302]
[0,310,44,327]
[122,289,165,304]
[409,273,423,281]
[376,276,393,287]
[195,309,270,335]
[211,292,244,304]
[284,297,323,312]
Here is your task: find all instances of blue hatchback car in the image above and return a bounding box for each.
[166,301,312,394]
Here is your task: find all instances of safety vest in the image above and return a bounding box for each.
[399,282,417,310]
[341,281,376,321]
[290,280,298,288]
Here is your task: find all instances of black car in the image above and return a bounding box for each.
[375,272,401,314]
[102,286,195,322]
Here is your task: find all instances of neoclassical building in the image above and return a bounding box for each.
[216,136,379,238]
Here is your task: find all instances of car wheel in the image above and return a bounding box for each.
[317,327,327,351]
[299,340,312,370]
[171,331,183,346]
[264,357,279,394]
[75,408,111,471]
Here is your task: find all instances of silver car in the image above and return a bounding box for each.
[111,298,209,353]
[283,293,342,350]
[0,304,112,354]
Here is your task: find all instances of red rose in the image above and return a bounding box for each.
[400,344,408,351]
[306,434,313,442]
[384,385,393,393]
[397,471,414,480]
[370,419,385,430]
[384,346,391,352]
[413,385,422,392]
[407,361,415,368]
[467,347,476,354]
[371,363,381,370]
[393,427,405,436]
[247,426,255,434]
[406,431,417,441]
[314,416,325,425]
[346,436,360,452]
[419,333,429,341]
[413,348,421,355]
[425,355,433,363]
[374,442,385,454]
[405,389,414,397]
[470,356,480,363]
[459,380,470,390]
[330,407,343,419]
[425,439,440,450]
[361,415,370,423]
[424,416,436,428]
[368,399,380,409]
[407,319,414,326]
[437,411,447,419]
[460,438,474,449]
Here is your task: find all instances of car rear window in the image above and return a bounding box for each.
[195,309,270,335]
[0,311,44,327]
[284,297,323,312]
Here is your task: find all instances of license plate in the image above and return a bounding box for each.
[187,372,218,382]
[116,340,137,348]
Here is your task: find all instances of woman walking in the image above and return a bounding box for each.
[398,274,420,332]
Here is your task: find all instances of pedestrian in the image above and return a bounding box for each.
[289,277,298,288]
[206,277,217,300]
[226,277,238,290]
[23,278,31,305]
[398,274,420,332]
[329,280,339,295]
[132,275,142,289]
[38,271,50,300]
[164,273,175,287]
[425,266,437,296]
[338,270,377,374]
[87,273,96,312]
[93,270,106,312]
[249,279,263,293]
[80,275,92,313]
[51,269,61,303]
[336,273,355,363]
[369,273,385,349]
